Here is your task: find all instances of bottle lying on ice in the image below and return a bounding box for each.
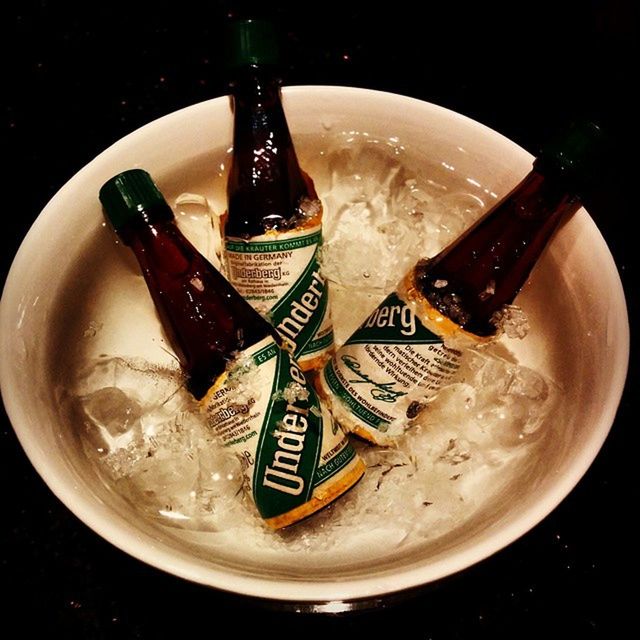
[99,169,364,529]
[223,19,334,371]
[317,121,606,445]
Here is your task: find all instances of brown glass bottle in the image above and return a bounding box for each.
[99,170,364,528]
[319,122,604,445]
[113,191,271,400]
[412,169,581,337]
[223,19,334,371]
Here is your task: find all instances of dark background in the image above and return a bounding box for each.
[1,1,636,637]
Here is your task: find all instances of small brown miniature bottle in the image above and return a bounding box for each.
[223,19,334,372]
[319,122,604,445]
[99,170,364,528]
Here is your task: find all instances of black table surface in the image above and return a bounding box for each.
[1,2,636,637]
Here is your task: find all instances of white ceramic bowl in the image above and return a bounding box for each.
[0,87,628,603]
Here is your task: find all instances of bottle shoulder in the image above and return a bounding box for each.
[226,169,322,238]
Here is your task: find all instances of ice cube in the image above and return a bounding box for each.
[467,352,554,448]
[76,386,144,460]
[75,356,183,407]
[81,387,142,437]
[117,443,200,525]
[197,447,243,498]
[113,409,208,524]
[175,192,223,270]
[507,366,549,401]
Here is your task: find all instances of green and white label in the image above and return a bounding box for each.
[203,337,357,522]
[225,225,333,366]
[321,292,461,441]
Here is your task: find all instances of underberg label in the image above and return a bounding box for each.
[322,292,461,438]
[225,225,333,366]
[202,337,358,523]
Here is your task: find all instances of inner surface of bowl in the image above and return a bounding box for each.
[0,87,628,601]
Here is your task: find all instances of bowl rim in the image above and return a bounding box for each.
[0,85,630,602]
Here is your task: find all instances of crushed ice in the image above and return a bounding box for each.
[299,197,322,220]
[318,136,485,292]
[491,304,530,339]
[272,382,310,404]
[68,356,244,527]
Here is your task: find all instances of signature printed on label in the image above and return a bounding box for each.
[341,354,407,403]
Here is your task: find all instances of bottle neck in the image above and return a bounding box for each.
[226,66,312,238]
[414,170,582,336]
[230,66,291,144]
[115,201,174,245]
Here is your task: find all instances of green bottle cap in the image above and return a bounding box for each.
[99,169,173,232]
[534,121,608,194]
[225,19,279,69]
